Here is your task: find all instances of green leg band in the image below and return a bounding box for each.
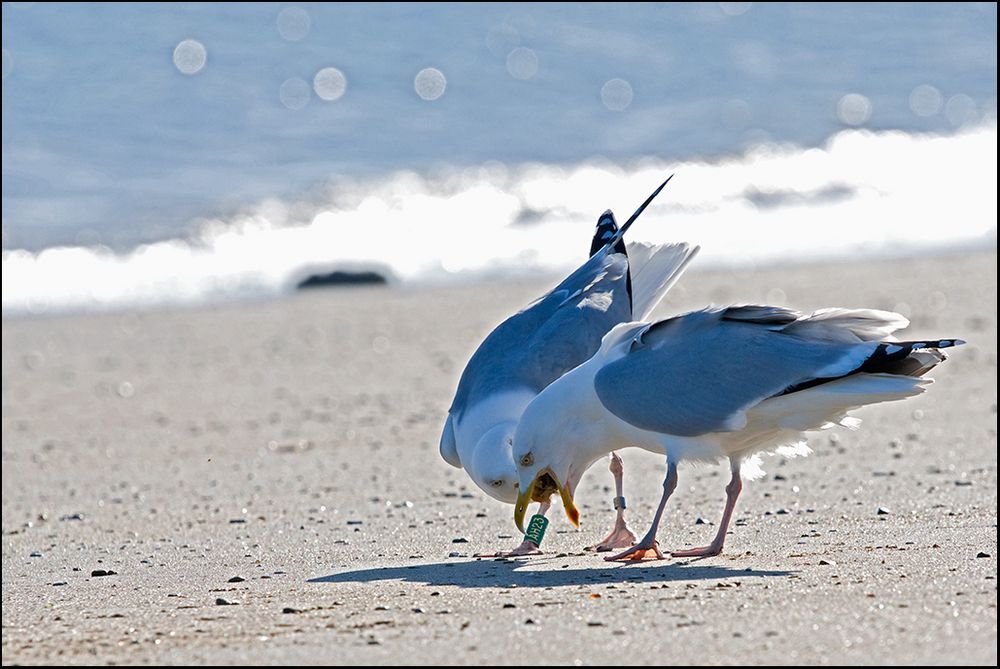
[523,514,549,546]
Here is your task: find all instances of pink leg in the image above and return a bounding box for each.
[605,459,677,561]
[672,459,742,558]
[585,452,637,551]
[474,501,550,557]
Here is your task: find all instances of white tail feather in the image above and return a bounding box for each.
[626,241,700,320]
[754,372,930,432]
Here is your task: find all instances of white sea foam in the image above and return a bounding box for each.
[2,124,996,315]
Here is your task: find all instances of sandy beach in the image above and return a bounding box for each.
[2,249,996,665]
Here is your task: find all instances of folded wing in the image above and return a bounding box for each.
[593,306,956,437]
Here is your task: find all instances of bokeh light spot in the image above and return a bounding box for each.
[506,47,538,80]
[731,41,777,78]
[313,67,347,101]
[719,2,752,16]
[372,336,390,354]
[173,39,207,75]
[414,68,447,101]
[279,77,311,110]
[836,93,872,126]
[601,78,633,111]
[765,287,786,304]
[277,7,311,41]
[909,84,943,117]
[945,94,978,127]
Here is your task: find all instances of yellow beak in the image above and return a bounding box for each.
[514,470,580,533]
[514,478,535,533]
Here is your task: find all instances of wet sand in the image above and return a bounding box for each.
[2,249,997,665]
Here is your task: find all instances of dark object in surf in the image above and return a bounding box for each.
[296,271,388,289]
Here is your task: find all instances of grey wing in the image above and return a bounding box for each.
[449,250,631,414]
[520,251,633,390]
[594,307,876,437]
[439,413,462,468]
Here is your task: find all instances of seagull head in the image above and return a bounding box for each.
[511,408,581,533]
[468,424,519,504]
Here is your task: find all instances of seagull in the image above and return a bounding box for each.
[512,304,964,560]
[440,178,699,555]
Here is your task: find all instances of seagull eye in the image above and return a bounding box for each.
[520,453,533,467]
[491,479,504,488]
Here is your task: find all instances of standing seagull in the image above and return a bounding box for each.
[512,305,963,560]
[441,179,699,555]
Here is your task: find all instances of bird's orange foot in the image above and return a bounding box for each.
[584,524,637,552]
[604,538,665,561]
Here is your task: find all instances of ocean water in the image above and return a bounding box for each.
[2,3,997,314]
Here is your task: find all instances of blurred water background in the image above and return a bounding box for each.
[2,2,996,314]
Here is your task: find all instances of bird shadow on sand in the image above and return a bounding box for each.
[308,557,791,589]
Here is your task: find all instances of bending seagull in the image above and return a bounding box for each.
[512,304,963,560]
[440,178,699,555]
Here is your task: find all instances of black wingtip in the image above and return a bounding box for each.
[908,338,966,351]
[603,174,674,251]
[591,210,620,257]
[623,175,673,231]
